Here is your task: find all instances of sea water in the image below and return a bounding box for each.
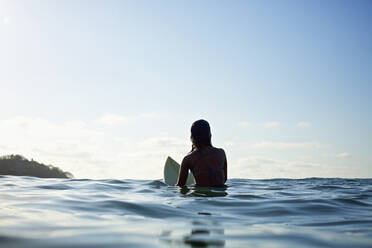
[0,176,371,247]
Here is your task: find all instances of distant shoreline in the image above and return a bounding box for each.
[0,154,73,179]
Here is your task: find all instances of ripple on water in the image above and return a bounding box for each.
[37,184,73,190]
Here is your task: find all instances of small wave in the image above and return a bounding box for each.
[143,179,167,187]
[94,200,189,218]
[298,202,342,214]
[68,178,92,182]
[310,185,350,190]
[301,219,372,227]
[230,194,267,200]
[104,179,128,184]
[182,187,228,197]
[333,198,371,207]
[135,189,155,193]
[37,184,73,190]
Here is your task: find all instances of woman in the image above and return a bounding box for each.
[176,120,227,187]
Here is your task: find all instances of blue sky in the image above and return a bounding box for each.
[0,0,371,179]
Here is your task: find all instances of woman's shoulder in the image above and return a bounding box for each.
[185,146,225,158]
[183,151,196,163]
[212,147,226,154]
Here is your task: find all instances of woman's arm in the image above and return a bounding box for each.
[176,157,189,187]
[223,150,227,183]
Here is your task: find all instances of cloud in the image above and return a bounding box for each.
[238,121,250,127]
[297,122,311,128]
[231,156,339,179]
[0,116,360,180]
[0,144,8,149]
[139,112,167,119]
[250,141,322,150]
[0,116,126,179]
[335,153,351,158]
[264,121,281,128]
[0,116,191,179]
[95,114,128,126]
[0,117,100,141]
[222,140,326,154]
[138,136,188,151]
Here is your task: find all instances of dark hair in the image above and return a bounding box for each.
[191,119,212,151]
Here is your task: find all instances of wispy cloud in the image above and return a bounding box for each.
[264,121,281,128]
[250,141,322,150]
[0,117,110,178]
[0,116,359,179]
[138,136,188,149]
[234,156,321,178]
[335,152,351,158]
[222,140,326,151]
[238,121,250,127]
[297,121,312,128]
[95,114,128,126]
[232,156,349,179]
[139,112,167,119]
[0,116,192,179]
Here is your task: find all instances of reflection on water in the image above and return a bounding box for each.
[160,220,225,247]
[185,227,225,247]
[180,185,228,197]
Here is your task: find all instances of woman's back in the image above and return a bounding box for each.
[178,146,227,187]
[188,147,226,186]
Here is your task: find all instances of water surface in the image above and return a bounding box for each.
[1,176,371,247]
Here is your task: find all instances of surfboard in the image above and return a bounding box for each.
[164,156,195,186]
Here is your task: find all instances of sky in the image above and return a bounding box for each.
[0,0,371,179]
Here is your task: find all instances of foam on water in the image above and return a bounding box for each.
[0,176,371,247]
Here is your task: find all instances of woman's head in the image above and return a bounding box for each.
[190,119,212,149]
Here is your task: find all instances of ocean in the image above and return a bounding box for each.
[0,176,371,247]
